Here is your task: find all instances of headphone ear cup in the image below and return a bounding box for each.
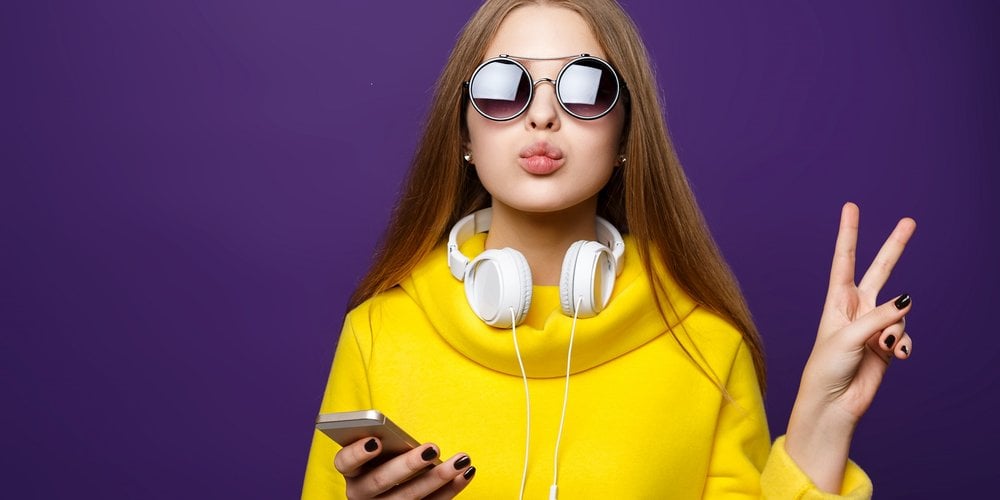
[464,248,532,327]
[560,241,615,317]
[560,241,586,316]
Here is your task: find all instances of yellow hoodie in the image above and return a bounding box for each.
[303,234,872,499]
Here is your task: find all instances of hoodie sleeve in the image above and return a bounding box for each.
[301,309,373,500]
[761,436,872,499]
[703,340,873,499]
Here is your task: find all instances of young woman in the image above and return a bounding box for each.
[303,1,915,498]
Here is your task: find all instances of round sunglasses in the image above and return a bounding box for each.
[465,54,626,121]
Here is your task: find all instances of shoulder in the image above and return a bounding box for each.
[344,238,447,337]
[678,305,757,384]
[343,285,424,343]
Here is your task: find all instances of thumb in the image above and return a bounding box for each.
[841,293,912,347]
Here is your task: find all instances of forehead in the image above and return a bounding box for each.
[482,4,606,61]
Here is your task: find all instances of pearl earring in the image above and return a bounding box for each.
[616,154,627,166]
[463,152,473,163]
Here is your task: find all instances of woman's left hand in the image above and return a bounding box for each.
[784,202,916,492]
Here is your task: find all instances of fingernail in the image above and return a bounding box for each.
[364,438,378,452]
[463,466,477,480]
[421,446,438,461]
[885,334,896,348]
[454,455,471,470]
[894,293,911,310]
[901,345,909,355]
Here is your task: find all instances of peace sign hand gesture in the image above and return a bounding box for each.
[784,202,917,493]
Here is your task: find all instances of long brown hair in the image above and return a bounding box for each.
[348,0,766,393]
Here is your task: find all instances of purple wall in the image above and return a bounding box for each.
[3,1,997,497]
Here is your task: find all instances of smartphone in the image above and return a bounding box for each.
[315,409,439,464]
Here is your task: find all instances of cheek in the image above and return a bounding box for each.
[605,108,627,149]
[465,113,500,154]
[571,105,626,152]
[575,121,624,159]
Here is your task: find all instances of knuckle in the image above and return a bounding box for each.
[433,463,457,481]
[369,469,396,493]
[396,487,422,500]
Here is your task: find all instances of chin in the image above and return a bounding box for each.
[482,175,609,215]
[492,193,598,215]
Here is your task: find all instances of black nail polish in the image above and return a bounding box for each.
[463,466,477,480]
[894,293,911,310]
[454,455,471,470]
[885,334,896,348]
[901,345,909,355]
[421,447,438,461]
[364,438,378,452]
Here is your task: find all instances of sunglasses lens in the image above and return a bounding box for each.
[470,60,531,120]
[557,58,620,119]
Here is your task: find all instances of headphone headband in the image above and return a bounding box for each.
[448,209,492,280]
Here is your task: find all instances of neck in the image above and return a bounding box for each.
[484,198,599,286]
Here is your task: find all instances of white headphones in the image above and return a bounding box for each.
[447,208,625,328]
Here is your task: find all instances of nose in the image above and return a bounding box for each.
[524,78,561,131]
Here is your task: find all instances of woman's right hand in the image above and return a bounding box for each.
[334,437,476,499]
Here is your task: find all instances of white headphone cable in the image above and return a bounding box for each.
[549,295,582,500]
[510,307,530,500]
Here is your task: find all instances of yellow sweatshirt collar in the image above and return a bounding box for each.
[400,234,696,378]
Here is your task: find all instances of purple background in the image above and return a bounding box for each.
[3,1,997,498]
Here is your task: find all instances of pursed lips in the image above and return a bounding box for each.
[517,141,565,175]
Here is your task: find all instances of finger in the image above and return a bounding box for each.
[425,466,477,500]
[828,202,859,290]
[858,217,917,295]
[840,293,912,347]
[876,318,905,354]
[893,331,913,360]
[394,454,474,499]
[334,437,382,479]
[353,443,440,497]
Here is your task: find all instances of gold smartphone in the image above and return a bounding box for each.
[315,410,440,464]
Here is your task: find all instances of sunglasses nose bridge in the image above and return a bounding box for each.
[530,77,559,105]
[528,77,560,112]
[531,77,556,88]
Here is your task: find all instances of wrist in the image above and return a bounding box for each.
[785,401,858,493]
[789,394,859,436]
